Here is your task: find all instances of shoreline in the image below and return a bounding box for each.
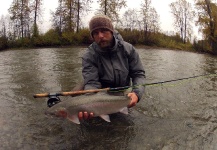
[1,44,215,56]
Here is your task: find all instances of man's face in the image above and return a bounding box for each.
[92,28,113,48]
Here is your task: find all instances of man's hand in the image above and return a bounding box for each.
[78,112,94,120]
[127,92,138,108]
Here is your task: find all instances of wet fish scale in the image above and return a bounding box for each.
[46,92,131,124]
[68,100,128,115]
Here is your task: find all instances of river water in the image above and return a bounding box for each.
[0,47,216,150]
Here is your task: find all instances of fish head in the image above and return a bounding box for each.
[45,107,68,119]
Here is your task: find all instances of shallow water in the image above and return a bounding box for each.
[0,47,216,149]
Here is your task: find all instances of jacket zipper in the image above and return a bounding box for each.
[109,52,116,87]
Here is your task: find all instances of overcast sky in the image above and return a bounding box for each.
[0,0,198,37]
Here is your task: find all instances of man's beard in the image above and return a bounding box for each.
[98,40,112,48]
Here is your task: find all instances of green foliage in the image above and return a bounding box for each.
[195,0,217,54]
[2,26,197,52]
[2,0,213,54]
[18,38,32,48]
[7,37,31,48]
[42,29,61,46]
[31,36,44,47]
[61,28,92,45]
[32,23,39,38]
[118,29,142,45]
[193,39,212,53]
[62,32,76,45]
[74,28,92,45]
[0,36,8,50]
[155,33,194,50]
[118,29,191,50]
[2,0,216,55]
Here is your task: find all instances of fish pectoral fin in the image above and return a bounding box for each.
[67,115,80,124]
[119,107,128,115]
[100,115,111,122]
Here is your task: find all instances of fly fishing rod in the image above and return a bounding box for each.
[33,88,110,98]
[33,72,217,98]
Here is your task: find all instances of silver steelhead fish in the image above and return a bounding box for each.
[45,92,131,124]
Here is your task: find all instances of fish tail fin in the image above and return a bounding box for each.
[120,107,128,115]
[100,115,111,122]
[67,115,80,124]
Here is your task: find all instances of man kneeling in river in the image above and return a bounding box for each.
[78,15,146,120]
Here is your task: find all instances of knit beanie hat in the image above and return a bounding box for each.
[89,15,114,36]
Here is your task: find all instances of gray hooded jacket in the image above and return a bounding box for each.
[82,36,145,100]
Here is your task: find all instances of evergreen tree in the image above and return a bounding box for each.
[8,0,31,39]
[30,0,43,37]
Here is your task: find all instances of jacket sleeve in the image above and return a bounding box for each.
[128,46,146,101]
[82,50,102,90]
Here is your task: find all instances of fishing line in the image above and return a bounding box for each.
[33,72,216,107]
[109,72,217,92]
[33,72,217,98]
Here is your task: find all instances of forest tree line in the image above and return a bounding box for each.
[0,0,217,55]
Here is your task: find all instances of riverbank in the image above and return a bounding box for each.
[134,44,216,55]
[2,43,214,56]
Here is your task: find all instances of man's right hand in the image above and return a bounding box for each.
[78,112,94,120]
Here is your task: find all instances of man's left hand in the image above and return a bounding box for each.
[127,92,138,108]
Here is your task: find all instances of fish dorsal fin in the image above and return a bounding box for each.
[100,115,111,122]
[67,115,80,124]
[119,107,128,115]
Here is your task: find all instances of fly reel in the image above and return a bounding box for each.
[47,96,61,107]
